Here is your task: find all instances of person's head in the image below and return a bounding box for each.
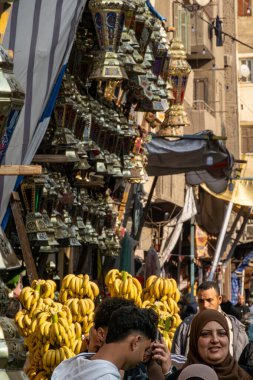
[188,309,229,366]
[197,281,221,311]
[89,297,134,351]
[106,305,158,370]
[178,364,218,380]
[222,294,228,303]
[238,294,245,305]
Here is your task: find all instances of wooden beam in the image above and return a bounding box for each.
[0,165,42,175]
[33,154,79,163]
[10,192,38,283]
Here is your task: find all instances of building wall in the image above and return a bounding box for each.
[238,1,253,154]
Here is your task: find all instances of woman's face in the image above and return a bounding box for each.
[198,321,229,364]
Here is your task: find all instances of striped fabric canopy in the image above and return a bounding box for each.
[0,0,86,227]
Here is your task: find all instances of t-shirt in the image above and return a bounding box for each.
[51,353,121,380]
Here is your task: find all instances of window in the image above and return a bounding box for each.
[239,59,253,82]
[238,0,251,16]
[173,2,191,54]
[241,126,253,153]
[194,78,208,103]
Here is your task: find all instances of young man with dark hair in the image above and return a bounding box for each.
[89,297,135,352]
[52,305,157,380]
[172,280,249,360]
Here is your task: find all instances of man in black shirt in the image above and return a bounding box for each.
[221,294,240,319]
[234,295,250,321]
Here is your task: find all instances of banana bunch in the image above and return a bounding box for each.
[15,309,33,337]
[19,286,40,311]
[42,346,75,375]
[31,279,56,299]
[143,276,180,303]
[59,274,99,302]
[141,276,182,350]
[65,297,94,334]
[105,269,142,306]
[15,275,97,379]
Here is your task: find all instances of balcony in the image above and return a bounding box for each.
[188,100,217,134]
[188,11,214,63]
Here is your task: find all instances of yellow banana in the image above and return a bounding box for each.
[153,278,161,300]
[173,288,181,303]
[50,349,56,369]
[59,347,66,362]
[72,298,79,315]
[55,349,61,367]
[146,275,157,289]
[62,274,75,288]
[83,273,90,286]
[74,322,82,339]
[89,281,99,297]
[126,277,133,295]
[169,278,177,295]
[79,299,88,316]
[132,277,142,294]
[69,276,77,294]
[114,278,122,294]
[142,300,151,308]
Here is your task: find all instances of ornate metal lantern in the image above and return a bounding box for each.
[0,1,25,162]
[159,38,191,136]
[88,0,129,81]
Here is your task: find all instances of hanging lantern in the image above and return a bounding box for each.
[88,0,129,81]
[159,38,191,136]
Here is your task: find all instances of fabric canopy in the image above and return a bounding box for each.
[145,130,234,193]
[202,153,253,207]
[0,0,86,226]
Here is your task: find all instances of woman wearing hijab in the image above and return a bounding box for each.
[166,309,252,379]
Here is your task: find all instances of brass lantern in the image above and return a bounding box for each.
[88,0,129,81]
[159,38,191,136]
[0,0,25,162]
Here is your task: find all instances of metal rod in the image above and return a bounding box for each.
[220,207,245,254]
[151,134,227,141]
[208,201,234,281]
[177,230,183,285]
[190,216,195,303]
[223,207,252,266]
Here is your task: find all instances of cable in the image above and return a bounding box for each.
[175,0,253,51]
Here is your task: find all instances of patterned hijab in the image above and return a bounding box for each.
[184,309,251,380]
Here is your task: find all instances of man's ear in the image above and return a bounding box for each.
[130,335,141,351]
[97,327,106,344]
[218,295,222,305]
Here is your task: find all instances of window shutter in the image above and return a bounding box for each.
[173,4,191,54]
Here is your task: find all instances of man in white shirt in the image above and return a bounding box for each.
[52,305,157,380]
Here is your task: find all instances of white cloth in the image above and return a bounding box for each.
[159,186,197,266]
[0,0,86,224]
[51,354,121,380]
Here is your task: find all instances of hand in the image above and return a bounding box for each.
[151,337,172,375]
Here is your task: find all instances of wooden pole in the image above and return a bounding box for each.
[10,192,38,283]
[134,176,158,241]
[0,165,42,175]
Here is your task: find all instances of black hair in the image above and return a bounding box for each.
[197,281,220,296]
[106,305,158,343]
[94,297,134,330]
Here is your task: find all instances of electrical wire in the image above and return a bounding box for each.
[175,0,253,51]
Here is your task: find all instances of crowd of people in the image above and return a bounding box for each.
[51,281,253,379]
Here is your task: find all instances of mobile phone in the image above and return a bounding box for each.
[156,330,162,342]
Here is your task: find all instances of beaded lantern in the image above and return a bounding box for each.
[159,39,191,136]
